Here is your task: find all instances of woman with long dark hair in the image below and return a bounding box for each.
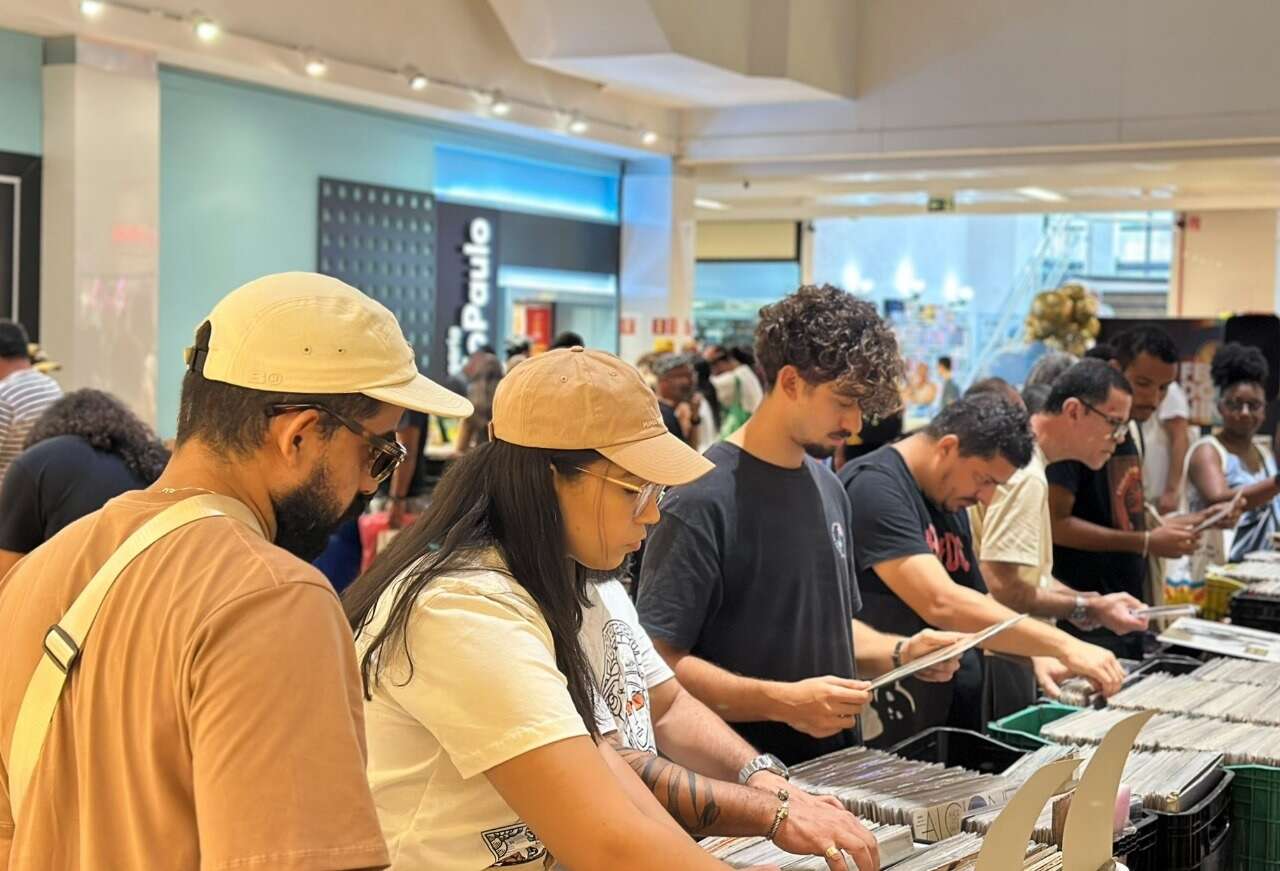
[0,388,169,580]
[1184,342,1280,563]
[343,348,766,871]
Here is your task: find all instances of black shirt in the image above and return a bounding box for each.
[1045,436,1146,657]
[0,435,147,553]
[839,445,986,746]
[636,442,862,765]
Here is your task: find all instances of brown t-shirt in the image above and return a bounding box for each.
[0,489,389,870]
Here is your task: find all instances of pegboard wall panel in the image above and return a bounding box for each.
[317,177,436,372]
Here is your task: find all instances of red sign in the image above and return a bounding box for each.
[651,317,678,336]
[524,304,554,348]
[619,317,636,336]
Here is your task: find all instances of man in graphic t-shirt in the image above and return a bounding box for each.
[1047,327,1212,658]
[842,393,1126,747]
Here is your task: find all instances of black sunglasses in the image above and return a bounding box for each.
[267,403,406,484]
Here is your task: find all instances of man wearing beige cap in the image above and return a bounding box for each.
[0,272,470,870]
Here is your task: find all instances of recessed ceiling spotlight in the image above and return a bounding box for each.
[192,13,220,42]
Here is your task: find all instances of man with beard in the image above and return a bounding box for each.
[1048,326,1220,658]
[638,285,966,768]
[841,394,1125,748]
[0,272,471,870]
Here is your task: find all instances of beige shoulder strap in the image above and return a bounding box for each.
[7,494,263,822]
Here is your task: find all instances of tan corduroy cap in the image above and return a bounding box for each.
[493,346,714,486]
[185,272,473,418]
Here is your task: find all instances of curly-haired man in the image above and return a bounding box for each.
[637,285,964,776]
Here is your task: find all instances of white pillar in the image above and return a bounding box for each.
[41,37,159,425]
[618,159,696,364]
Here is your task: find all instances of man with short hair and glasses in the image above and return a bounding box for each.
[1047,326,1229,658]
[0,272,472,870]
[971,360,1149,716]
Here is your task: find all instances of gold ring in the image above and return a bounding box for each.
[825,845,842,860]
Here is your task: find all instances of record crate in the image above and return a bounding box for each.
[987,703,1080,751]
[1228,764,1280,870]
[1228,592,1280,635]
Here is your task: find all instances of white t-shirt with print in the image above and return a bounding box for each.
[356,554,614,870]
[580,579,675,753]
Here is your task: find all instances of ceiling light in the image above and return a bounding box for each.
[303,53,327,77]
[192,13,220,42]
[1017,186,1066,203]
[406,68,429,91]
[568,114,589,135]
[641,130,659,146]
[694,198,730,211]
[79,0,105,17]
[490,92,511,116]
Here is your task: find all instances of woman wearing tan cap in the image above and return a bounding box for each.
[343,348,776,870]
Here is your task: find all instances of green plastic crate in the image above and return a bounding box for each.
[1229,764,1280,870]
[987,702,1080,751]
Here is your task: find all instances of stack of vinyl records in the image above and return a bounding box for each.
[1041,706,1280,766]
[1107,672,1280,724]
[987,744,1221,814]
[886,833,1062,871]
[1212,560,1280,583]
[789,746,1018,842]
[702,821,914,869]
[1190,656,1280,683]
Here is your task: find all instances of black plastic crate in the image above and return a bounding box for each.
[1152,768,1234,869]
[1129,653,1205,678]
[1229,593,1280,634]
[1114,810,1158,871]
[887,726,1025,775]
[1167,822,1231,871]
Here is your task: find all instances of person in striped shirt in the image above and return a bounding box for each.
[0,320,62,484]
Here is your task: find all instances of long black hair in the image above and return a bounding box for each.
[343,439,603,737]
[25,388,169,483]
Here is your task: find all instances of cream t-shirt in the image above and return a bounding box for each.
[970,443,1053,595]
[356,553,612,870]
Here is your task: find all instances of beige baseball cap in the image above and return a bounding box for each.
[185,272,473,418]
[492,346,714,486]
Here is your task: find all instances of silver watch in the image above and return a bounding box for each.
[738,753,789,785]
[1070,595,1089,625]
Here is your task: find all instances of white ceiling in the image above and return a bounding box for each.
[691,152,1280,219]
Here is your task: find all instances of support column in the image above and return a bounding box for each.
[618,159,696,364]
[42,37,159,425]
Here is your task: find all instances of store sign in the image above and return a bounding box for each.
[436,203,501,378]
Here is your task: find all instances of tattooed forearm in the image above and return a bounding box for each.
[616,744,723,834]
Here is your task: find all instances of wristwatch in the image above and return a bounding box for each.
[738,753,789,785]
[1070,595,1089,626]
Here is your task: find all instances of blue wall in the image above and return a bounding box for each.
[0,28,43,155]
[158,69,622,435]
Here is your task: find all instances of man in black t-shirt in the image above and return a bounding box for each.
[842,394,1126,747]
[1048,326,1217,658]
[638,285,965,768]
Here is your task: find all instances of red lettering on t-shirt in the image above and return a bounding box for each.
[926,524,971,574]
